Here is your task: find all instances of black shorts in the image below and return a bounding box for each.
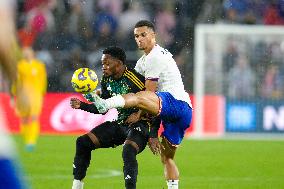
[126,120,150,153]
[90,120,150,151]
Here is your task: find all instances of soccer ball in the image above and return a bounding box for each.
[71,68,98,94]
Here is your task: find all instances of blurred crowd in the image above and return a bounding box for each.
[1,0,283,99]
[198,0,284,25]
[222,37,284,99]
[199,0,284,99]
[11,0,198,92]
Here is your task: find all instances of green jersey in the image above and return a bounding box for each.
[100,67,145,124]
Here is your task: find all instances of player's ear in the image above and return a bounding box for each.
[117,59,124,65]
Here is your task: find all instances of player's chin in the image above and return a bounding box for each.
[103,71,110,77]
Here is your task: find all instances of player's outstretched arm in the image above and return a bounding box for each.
[70,97,101,114]
[0,1,20,84]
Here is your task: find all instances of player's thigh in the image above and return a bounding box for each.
[135,91,160,115]
[90,121,127,148]
[126,120,150,153]
[14,87,31,115]
[30,94,44,116]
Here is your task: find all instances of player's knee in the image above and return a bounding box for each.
[76,136,85,148]
[160,154,167,164]
[122,143,137,162]
[76,134,95,151]
[160,151,175,165]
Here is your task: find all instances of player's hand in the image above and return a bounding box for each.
[70,98,81,109]
[95,89,101,96]
[125,112,141,124]
[148,137,164,155]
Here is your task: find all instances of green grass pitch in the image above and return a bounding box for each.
[14,135,284,189]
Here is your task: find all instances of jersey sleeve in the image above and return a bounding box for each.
[79,102,99,114]
[144,56,163,81]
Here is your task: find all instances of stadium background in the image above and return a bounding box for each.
[1,0,284,188]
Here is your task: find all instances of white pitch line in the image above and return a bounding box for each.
[189,176,282,182]
[25,169,122,180]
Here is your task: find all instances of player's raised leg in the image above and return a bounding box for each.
[91,91,160,115]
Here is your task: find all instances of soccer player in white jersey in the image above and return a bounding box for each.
[89,20,192,189]
[0,1,26,188]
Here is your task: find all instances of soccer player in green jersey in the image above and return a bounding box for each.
[71,46,158,189]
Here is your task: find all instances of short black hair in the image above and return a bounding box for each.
[134,20,155,32]
[103,46,126,64]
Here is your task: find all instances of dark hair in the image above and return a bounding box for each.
[103,46,126,64]
[134,20,155,32]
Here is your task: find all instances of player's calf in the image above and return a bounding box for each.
[122,143,138,189]
[72,134,96,189]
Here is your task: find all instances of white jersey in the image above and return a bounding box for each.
[135,44,192,107]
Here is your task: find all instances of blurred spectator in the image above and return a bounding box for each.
[24,0,45,12]
[222,39,239,72]
[263,0,284,25]
[155,2,177,49]
[91,11,118,51]
[92,10,118,35]
[222,0,268,24]
[18,20,38,48]
[250,41,269,67]
[197,0,223,23]
[118,1,149,38]
[261,64,283,98]
[25,0,55,33]
[223,0,250,23]
[70,0,95,25]
[52,19,77,51]
[97,0,122,16]
[68,0,93,50]
[227,54,256,98]
[117,1,150,50]
[60,48,87,91]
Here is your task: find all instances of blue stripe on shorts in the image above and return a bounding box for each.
[156,92,192,145]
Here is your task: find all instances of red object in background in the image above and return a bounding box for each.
[0,93,223,137]
[191,95,224,136]
[203,95,224,135]
[18,28,38,48]
[24,0,49,12]
[1,93,118,135]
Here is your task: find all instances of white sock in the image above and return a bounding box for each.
[105,95,125,108]
[167,180,179,189]
[72,179,84,189]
